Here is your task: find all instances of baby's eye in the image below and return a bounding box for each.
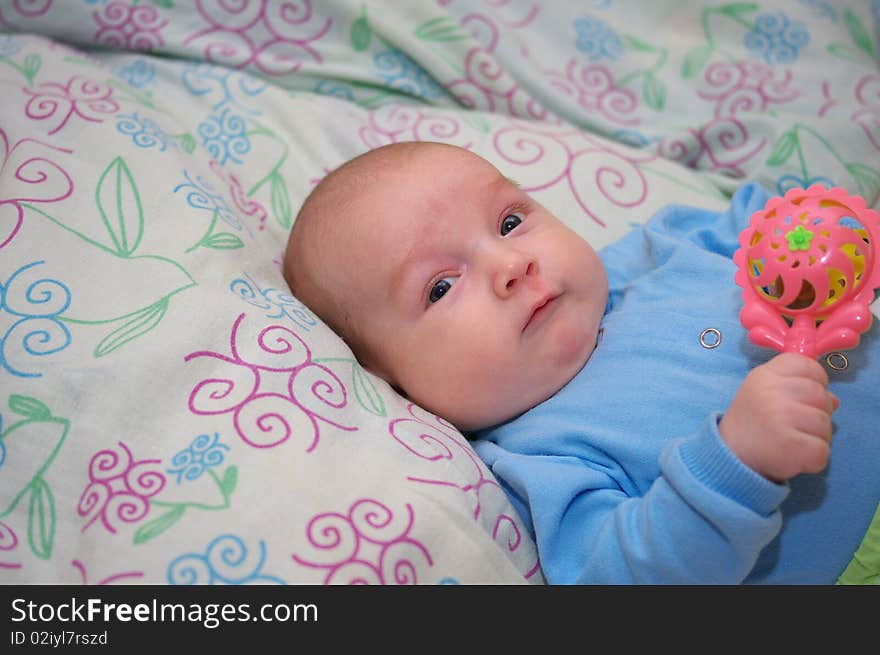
[428,276,456,304]
[500,212,524,236]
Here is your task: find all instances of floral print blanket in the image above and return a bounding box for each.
[0,0,877,584]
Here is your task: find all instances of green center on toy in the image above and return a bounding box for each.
[785,224,813,251]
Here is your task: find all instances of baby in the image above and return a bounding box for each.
[284,141,880,584]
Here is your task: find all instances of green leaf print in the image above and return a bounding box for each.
[0,396,69,560]
[94,297,169,358]
[8,395,52,422]
[844,9,874,57]
[718,2,759,21]
[681,45,712,80]
[0,50,42,85]
[351,5,372,52]
[846,163,880,206]
[178,133,197,154]
[352,361,386,417]
[22,53,41,84]
[135,467,236,545]
[27,478,55,560]
[219,466,238,498]
[202,232,244,250]
[623,35,654,52]
[95,157,144,258]
[642,72,666,111]
[270,171,293,229]
[133,505,186,545]
[415,16,469,42]
[766,131,797,166]
[315,357,387,416]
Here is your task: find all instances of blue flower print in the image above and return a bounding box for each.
[167,432,229,484]
[313,79,356,103]
[181,62,267,116]
[167,534,286,585]
[116,112,171,151]
[1,261,72,378]
[574,15,623,61]
[611,128,660,148]
[373,49,445,100]
[173,169,243,230]
[775,174,836,197]
[114,59,156,89]
[230,273,318,332]
[744,12,809,65]
[0,34,23,58]
[198,108,251,165]
[437,576,460,584]
[0,413,5,468]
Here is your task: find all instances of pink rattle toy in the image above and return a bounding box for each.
[733,184,880,359]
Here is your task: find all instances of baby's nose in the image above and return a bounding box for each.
[494,252,537,297]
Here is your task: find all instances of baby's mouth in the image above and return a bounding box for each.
[522,293,560,332]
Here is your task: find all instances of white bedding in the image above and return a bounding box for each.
[1,0,877,584]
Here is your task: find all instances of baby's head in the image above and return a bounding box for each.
[284,141,608,431]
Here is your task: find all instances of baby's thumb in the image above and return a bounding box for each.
[829,392,840,412]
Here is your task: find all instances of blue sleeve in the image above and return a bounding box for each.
[474,413,789,584]
[600,182,772,311]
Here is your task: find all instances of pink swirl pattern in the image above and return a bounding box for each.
[0,0,53,27]
[292,498,433,584]
[492,121,652,228]
[71,559,144,584]
[209,159,268,231]
[388,403,541,580]
[658,60,796,176]
[92,1,168,51]
[853,74,880,151]
[697,60,800,119]
[185,313,357,450]
[77,441,166,535]
[359,103,473,150]
[0,128,73,249]
[183,0,332,75]
[658,117,766,177]
[0,520,21,570]
[23,76,119,136]
[546,60,639,126]
[446,45,548,121]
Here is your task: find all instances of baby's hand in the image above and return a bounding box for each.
[719,353,838,482]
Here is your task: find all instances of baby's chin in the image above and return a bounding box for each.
[446,354,596,434]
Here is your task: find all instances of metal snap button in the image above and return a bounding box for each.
[825,352,848,371]
[699,327,722,349]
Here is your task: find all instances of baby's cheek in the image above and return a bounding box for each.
[548,309,595,363]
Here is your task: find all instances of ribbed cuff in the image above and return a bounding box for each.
[678,412,789,515]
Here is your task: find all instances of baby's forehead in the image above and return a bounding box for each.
[310,144,507,245]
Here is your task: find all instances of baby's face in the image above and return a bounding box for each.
[308,146,607,431]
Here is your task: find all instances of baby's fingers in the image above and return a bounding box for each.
[768,353,829,386]
[791,431,832,475]
[782,376,837,414]
[792,405,834,442]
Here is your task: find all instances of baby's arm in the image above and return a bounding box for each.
[476,417,790,584]
[719,353,838,482]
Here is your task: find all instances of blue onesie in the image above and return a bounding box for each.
[472,183,880,584]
